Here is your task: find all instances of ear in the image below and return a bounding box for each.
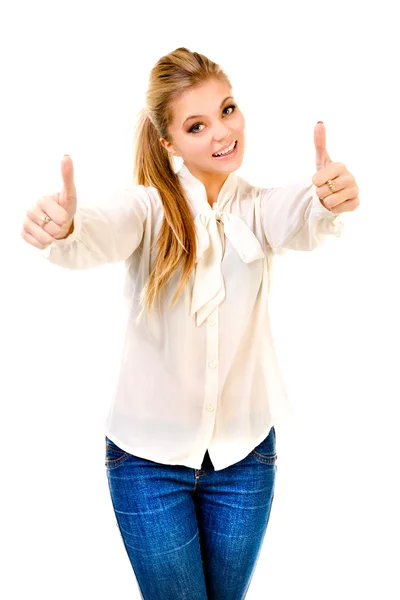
[159,138,181,157]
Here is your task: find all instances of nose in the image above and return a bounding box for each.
[213,123,232,142]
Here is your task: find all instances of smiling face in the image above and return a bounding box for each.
[160,77,246,182]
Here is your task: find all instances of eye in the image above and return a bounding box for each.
[188,104,237,134]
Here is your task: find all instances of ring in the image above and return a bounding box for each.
[41,214,51,226]
[327,179,336,193]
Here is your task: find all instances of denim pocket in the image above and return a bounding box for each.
[250,426,277,464]
[105,436,130,470]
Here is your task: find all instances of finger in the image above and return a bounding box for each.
[20,228,52,250]
[312,162,346,187]
[321,186,358,209]
[37,194,70,227]
[316,173,349,200]
[26,207,59,239]
[21,217,56,248]
[59,154,77,209]
[330,196,360,214]
[314,122,332,171]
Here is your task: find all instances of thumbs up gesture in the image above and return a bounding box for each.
[312,122,360,214]
[21,155,77,249]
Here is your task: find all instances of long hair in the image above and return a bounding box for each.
[132,47,231,317]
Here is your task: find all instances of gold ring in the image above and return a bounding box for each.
[327,179,336,193]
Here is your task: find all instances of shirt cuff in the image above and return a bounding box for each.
[309,182,345,237]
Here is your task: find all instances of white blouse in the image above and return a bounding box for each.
[41,161,344,471]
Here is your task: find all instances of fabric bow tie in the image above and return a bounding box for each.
[190,210,265,326]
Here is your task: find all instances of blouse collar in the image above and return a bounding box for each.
[176,161,265,326]
[176,161,239,213]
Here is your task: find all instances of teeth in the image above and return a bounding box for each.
[213,140,236,157]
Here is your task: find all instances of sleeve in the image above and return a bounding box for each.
[260,179,345,254]
[40,185,149,269]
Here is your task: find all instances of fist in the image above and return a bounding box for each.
[21,155,77,250]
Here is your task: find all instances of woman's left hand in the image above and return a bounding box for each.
[312,122,360,214]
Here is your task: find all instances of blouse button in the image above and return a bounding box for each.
[208,360,217,369]
[207,403,215,411]
[208,318,215,326]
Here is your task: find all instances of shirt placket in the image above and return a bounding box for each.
[204,213,223,423]
[205,306,219,416]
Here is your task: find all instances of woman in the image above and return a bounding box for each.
[21,47,359,599]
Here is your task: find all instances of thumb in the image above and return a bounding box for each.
[59,154,77,210]
[314,121,332,171]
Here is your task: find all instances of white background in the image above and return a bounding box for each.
[2,0,399,598]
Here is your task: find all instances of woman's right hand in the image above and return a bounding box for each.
[21,154,77,249]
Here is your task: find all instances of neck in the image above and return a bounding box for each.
[184,163,230,207]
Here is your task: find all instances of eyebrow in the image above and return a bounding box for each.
[182,96,234,127]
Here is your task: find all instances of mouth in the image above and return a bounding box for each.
[212,140,238,159]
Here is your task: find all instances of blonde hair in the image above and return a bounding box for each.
[132,47,231,316]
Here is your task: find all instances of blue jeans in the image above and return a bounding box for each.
[105,426,277,599]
